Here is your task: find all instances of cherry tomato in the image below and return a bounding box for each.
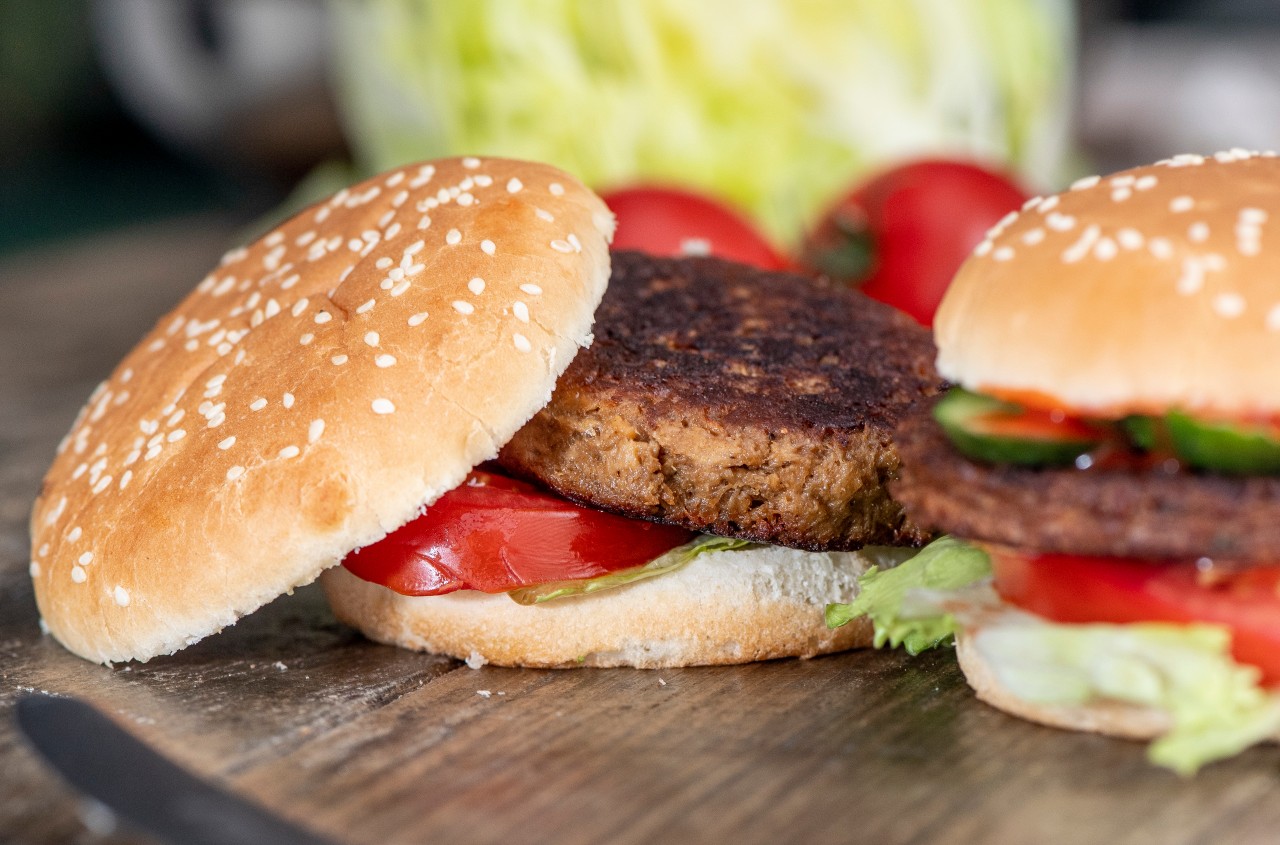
[801,160,1028,326]
[342,471,694,596]
[602,186,788,269]
[990,547,1280,684]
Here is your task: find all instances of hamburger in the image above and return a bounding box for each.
[829,150,1280,773]
[322,250,939,667]
[30,155,939,668]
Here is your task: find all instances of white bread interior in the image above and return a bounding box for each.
[30,157,614,663]
[321,544,914,668]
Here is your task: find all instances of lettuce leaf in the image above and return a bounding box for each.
[973,620,1280,775]
[825,535,991,653]
[331,0,1075,244]
[507,535,753,605]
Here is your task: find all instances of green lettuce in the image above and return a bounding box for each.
[825,535,991,653]
[974,621,1280,775]
[330,0,1074,244]
[507,535,752,605]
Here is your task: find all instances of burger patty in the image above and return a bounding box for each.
[893,412,1280,562]
[498,251,940,550]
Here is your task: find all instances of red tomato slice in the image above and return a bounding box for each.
[603,186,788,270]
[969,408,1109,443]
[342,471,695,596]
[990,547,1280,684]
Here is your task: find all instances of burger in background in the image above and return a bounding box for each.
[829,150,1280,773]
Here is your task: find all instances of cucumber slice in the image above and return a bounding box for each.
[1166,412,1280,475]
[933,388,1102,467]
[1121,415,1160,452]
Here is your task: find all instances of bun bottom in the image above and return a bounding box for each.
[321,543,913,668]
[955,632,1172,740]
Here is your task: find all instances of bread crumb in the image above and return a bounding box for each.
[465,650,488,669]
[476,690,492,698]
[658,678,667,686]
[273,661,287,671]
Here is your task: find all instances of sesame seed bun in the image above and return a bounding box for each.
[935,150,1280,418]
[29,157,614,664]
[321,544,913,669]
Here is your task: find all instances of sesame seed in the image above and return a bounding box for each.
[79,551,94,565]
[376,257,393,269]
[385,222,402,239]
[1069,175,1100,191]
[357,299,376,314]
[1117,228,1145,250]
[463,156,481,169]
[167,429,185,442]
[364,331,380,347]
[119,471,132,490]
[71,566,86,583]
[446,229,462,245]
[1189,222,1210,243]
[227,465,245,481]
[372,399,395,415]
[408,312,429,327]
[507,178,523,193]
[29,561,39,577]
[251,398,268,411]
[475,174,493,187]
[1046,212,1076,232]
[111,585,130,606]
[1062,225,1101,263]
[1135,175,1158,190]
[218,436,236,450]
[481,239,496,255]
[469,277,486,295]
[207,413,226,428]
[167,409,185,427]
[314,311,332,324]
[1241,207,1269,224]
[513,333,532,352]
[973,239,993,257]
[535,208,555,223]
[308,419,325,443]
[91,476,111,494]
[283,393,294,409]
[279,445,300,459]
[38,543,48,557]
[331,354,349,365]
[1022,196,1043,211]
[375,354,397,368]
[391,281,410,297]
[299,333,315,346]
[513,301,530,322]
[1214,292,1246,318]
[1038,195,1061,213]
[550,239,573,253]
[1021,228,1046,245]
[568,233,583,252]
[1111,188,1132,202]
[206,374,227,389]
[68,526,82,541]
[549,182,564,196]
[184,339,199,352]
[1170,196,1195,213]
[1266,304,1280,332]
[993,246,1015,262]
[520,284,543,296]
[457,193,474,207]
[453,301,475,315]
[1149,238,1174,260]
[1094,238,1119,261]
[1177,258,1205,295]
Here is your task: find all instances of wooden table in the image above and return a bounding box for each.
[3,220,1279,845]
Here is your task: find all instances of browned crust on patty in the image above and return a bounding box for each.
[893,411,1280,562]
[499,252,941,550]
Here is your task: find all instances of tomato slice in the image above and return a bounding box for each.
[990,547,1280,683]
[342,471,695,596]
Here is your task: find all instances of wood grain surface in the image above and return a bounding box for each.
[3,221,1279,845]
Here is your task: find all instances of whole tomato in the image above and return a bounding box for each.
[602,186,787,270]
[800,160,1028,325]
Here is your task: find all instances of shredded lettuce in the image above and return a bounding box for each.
[825,535,991,653]
[330,0,1074,244]
[507,535,752,605]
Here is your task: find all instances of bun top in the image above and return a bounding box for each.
[935,150,1280,418]
[29,157,614,663]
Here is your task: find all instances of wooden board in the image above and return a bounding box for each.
[3,221,1280,845]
